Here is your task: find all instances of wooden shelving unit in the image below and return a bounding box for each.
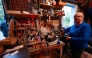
[6,10,40,38]
[39,1,66,31]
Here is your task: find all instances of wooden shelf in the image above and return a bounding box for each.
[40,3,52,7]
[40,3,52,9]
[52,2,66,9]
[52,5,64,9]
[51,15,64,18]
[7,10,40,18]
[41,13,65,17]
[40,1,66,9]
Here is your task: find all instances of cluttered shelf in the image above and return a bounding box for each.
[40,1,66,9]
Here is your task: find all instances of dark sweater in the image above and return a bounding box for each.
[65,22,91,49]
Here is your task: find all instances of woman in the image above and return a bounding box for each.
[62,11,91,58]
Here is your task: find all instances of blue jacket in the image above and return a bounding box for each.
[1,19,8,37]
[65,22,91,49]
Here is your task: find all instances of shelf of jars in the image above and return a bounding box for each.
[39,1,66,19]
[39,1,66,39]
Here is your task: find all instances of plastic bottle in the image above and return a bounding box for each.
[56,35,60,44]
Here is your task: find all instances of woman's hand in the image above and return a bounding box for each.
[66,36,71,40]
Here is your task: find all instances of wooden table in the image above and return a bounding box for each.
[48,40,65,58]
[28,40,65,58]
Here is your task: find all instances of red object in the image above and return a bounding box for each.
[89,2,92,8]
[30,15,36,19]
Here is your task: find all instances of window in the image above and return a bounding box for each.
[0,0,5,23]
[61,3,78,28]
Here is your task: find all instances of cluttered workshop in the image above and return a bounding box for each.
[0,0,92,58]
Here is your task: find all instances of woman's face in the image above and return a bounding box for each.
[74,12,84,25]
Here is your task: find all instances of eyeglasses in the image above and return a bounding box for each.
[74,15,83,18]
